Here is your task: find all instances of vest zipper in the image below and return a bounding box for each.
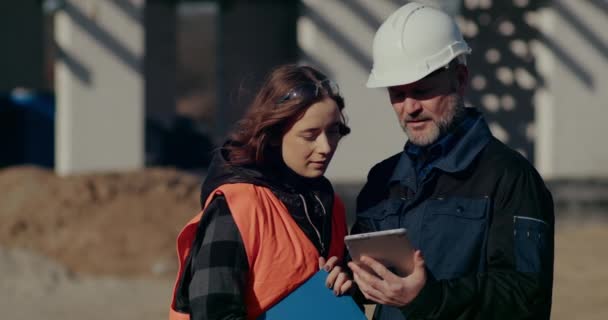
[298,194,325,255]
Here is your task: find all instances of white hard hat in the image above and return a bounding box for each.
[366,2,471,88]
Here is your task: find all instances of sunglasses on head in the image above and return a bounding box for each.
[276,79,340,104]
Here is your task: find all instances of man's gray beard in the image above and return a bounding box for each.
[437,96,467,136]
[405,95,467,146]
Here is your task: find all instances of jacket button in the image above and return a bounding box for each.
[456,206,464,214]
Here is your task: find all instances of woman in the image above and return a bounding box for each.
[169,65,353,320]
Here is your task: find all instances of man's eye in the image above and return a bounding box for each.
[390,92,405,100]
[413,88,433,96]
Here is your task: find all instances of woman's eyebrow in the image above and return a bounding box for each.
[299,127,321,133]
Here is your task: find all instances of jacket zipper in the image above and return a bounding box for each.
[298,194,325,255]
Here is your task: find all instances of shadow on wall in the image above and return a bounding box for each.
[298,0,381,80]
[61,1,141,76]
[54,0,149,87]
[458,0,550,163]
[302,1,373,74]
[459,0,605,162]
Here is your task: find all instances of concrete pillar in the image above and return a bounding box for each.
[54,0,145,175]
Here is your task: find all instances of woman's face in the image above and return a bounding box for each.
[281,97,343,178]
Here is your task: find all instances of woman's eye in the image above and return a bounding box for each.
[300,134,317,141]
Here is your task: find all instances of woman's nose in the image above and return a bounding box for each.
[316,133,332,155]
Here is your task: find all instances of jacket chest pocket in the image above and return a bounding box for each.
[356,198,404,232]
[421,196,489,279]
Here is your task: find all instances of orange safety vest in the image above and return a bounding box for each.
[169,183,347,320]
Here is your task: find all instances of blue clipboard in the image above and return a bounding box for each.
[258,270,366,320]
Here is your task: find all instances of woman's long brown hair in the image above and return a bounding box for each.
[224,64,350,167]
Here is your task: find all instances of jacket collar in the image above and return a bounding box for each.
[389,108,493,190]
[200,143,333,208]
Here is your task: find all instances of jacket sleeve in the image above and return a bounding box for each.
[189,195,249,320]
[401,167,555,320]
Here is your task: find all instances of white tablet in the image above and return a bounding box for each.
[345,228,414,276]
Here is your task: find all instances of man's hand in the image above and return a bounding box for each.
[348,250,426,307]
[319,256,354,296]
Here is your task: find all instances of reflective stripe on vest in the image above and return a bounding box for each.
[169,183,347,320]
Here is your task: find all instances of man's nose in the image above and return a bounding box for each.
[403,97,423,115]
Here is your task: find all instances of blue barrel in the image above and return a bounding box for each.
[0,89,55,168]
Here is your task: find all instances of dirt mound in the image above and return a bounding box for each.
[0,166,201,278]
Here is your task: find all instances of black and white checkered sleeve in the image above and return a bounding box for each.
[189,195,249,320]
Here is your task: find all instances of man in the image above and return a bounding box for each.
[348,2,554,320]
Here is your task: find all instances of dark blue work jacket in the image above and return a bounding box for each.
[353,111,554,320]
